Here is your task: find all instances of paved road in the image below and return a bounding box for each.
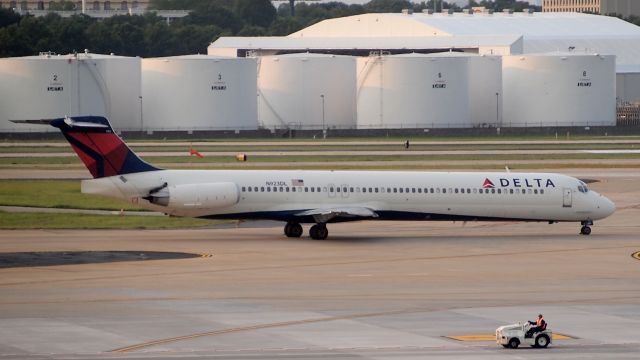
[0,174,638,359]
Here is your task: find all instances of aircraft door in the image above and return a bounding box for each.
[328,183,336,198]
[562,188,572,207]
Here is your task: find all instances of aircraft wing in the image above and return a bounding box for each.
[295,206,378,223]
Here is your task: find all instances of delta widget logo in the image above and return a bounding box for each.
[483,178,495,189]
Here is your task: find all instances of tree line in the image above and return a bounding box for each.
[1,0,637,59]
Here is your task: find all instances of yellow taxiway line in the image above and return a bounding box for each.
[447,334,573,342]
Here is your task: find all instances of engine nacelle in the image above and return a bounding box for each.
[147,182,239,209]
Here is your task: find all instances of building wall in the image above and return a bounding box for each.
[0,0,149,10]
[616,73,640,103]
[543,0,640,17]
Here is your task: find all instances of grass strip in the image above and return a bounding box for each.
[0,180,145,211]
[0,211,220,230]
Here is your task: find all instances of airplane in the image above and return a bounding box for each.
[14,116,616,239]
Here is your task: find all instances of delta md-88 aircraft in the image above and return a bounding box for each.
[18,116,615,239]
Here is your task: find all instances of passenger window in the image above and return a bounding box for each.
[467,188,471,193]
[418,188,422,193]
[455,189,459,194]
[336,187,341,193]
[286,187,290,192]
[350,187,354,192]
[399,188,403,193]
[491,189,495,194]
[509,189,514,194]
[412,188,416,193]
[363,188,367,193]
[436,188,441,193]
[330,187,334,192]
[394,188,398,193]
[248,187,252,192]
[479,189,483,194]
[405,188,409,193]
[375,188,379,193]
[534,189,538,194]
[304,187,309,192]
[261,187,265,192]
[311,187,315,192]
[540,189,544,194]
[473,188,477,194]
[497,189,501,194]
[430,188,434,193]
[443,189,447,194]
[279,187,284,192]
[242,187,246,192]
[522,189,526,194]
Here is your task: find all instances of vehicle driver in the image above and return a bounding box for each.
[526,314,547,338]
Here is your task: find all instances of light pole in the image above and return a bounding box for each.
[495,92,499,127]
[320,94,326,138]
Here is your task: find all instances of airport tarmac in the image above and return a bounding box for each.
[0,174,639,359]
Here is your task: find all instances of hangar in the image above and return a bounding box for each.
[210,11,635,129]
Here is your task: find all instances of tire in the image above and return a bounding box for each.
[535,334,550,348]
[581,226,592,235]
[284,222,303,238]
[508,338,520,349]
[309,224,328,240]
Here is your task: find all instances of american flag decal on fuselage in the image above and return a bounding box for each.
[292,179,304,186]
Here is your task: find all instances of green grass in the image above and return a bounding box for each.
[1,142,640,154]
[1,152,639,166]
[0,180,145,211]
[0,211,219,229]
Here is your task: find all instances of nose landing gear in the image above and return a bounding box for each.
[580,220,593,235]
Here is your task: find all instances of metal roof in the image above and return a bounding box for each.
[209,12,640,73]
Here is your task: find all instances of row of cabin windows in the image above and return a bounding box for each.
[241,186,545,195]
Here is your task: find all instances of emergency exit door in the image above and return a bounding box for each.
[562,188,572,207]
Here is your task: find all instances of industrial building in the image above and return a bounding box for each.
[542,0,640,18]
[0,52,141,133]
[210,11,636,129]
[1,11,639,134]
[142,55,258,132]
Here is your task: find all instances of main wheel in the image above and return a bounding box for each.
[284,222,303,238]
[309,224,328,240]
[535,334,550,348]
[580,225,592,235]
[508,338,520,349]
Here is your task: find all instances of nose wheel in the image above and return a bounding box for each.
[580,220,593,235]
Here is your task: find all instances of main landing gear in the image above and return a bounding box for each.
[284,222,303,238]
[284,222,328,240]
[309,224,328,240]
[580,220,593,236]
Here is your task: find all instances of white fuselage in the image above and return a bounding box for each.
[81,170,615,223]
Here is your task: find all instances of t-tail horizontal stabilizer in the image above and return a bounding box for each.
[11,116,160,178]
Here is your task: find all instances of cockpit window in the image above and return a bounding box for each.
[577,181,589,193]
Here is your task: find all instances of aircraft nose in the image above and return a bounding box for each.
[596,196,616,219]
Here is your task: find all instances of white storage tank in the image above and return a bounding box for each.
[468,55,502,128]
[142,55,258,131]
[0,52,141,133]
[502,53,616,127]
[357,53,471,129]
[257,53,356,130]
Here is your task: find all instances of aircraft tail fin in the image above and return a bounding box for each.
[12,116,160,178]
